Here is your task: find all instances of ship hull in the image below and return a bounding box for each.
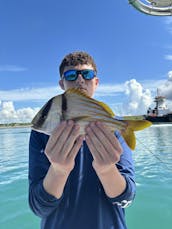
[145,113,172,123]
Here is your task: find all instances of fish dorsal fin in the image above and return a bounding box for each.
[65,88,115,117]
[98,101,115,117]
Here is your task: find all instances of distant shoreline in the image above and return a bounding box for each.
[0,123,31,129]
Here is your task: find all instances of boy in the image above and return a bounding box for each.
[29,51,136,229]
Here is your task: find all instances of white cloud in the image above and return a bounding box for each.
[0,101,39,124]
[157,71,172,100]
[164,54,172,60]
[167,71,172,80]
[122,79,152,115]
[0,65,27,72]
[95,83,124,97]
[0,86,63,101]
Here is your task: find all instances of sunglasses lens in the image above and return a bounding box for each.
[82,70,95,79]
[63,70,77,81]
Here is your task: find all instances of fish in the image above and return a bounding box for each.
[31,88,152,150]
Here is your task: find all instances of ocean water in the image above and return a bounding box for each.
[0,125,172,229]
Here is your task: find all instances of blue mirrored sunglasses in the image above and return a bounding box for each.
[63,69,96,81]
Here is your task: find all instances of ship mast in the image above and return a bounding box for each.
[147,88,169,116]
[154,89,168,116]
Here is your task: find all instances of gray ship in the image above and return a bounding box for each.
[145,94,172,123]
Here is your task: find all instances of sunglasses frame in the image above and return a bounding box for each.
[62,69,96,81]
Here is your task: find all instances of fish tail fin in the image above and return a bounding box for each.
[121,120,152,150]
[125,120,152,131]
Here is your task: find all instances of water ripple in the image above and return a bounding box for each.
[0,128,30,185]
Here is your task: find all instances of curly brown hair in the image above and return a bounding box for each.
[59,51,97,77]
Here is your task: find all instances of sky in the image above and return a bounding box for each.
[0,0,172,123]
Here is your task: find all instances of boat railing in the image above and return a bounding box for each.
[128,0,172,16]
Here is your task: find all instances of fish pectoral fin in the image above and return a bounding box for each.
[122,128,136,150]
[124,120,152,131]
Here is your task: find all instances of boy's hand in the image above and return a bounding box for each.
[85,121,123,173]
[45,120,84,175]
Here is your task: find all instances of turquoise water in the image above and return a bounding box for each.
[0,125,172,229]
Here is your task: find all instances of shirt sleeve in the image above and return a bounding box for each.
[28,130,64,218]
[106,131,136,208]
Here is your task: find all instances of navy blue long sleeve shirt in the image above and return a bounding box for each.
[29,130,136,229]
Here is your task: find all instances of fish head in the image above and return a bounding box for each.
[31,95,62,135]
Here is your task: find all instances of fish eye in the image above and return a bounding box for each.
[41,115,47,119]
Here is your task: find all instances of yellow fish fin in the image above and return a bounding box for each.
[66,88,115,117]
[122,128,136,150]
[125,120,152,131]
[121,119,151,150]
[97,101,115,117]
